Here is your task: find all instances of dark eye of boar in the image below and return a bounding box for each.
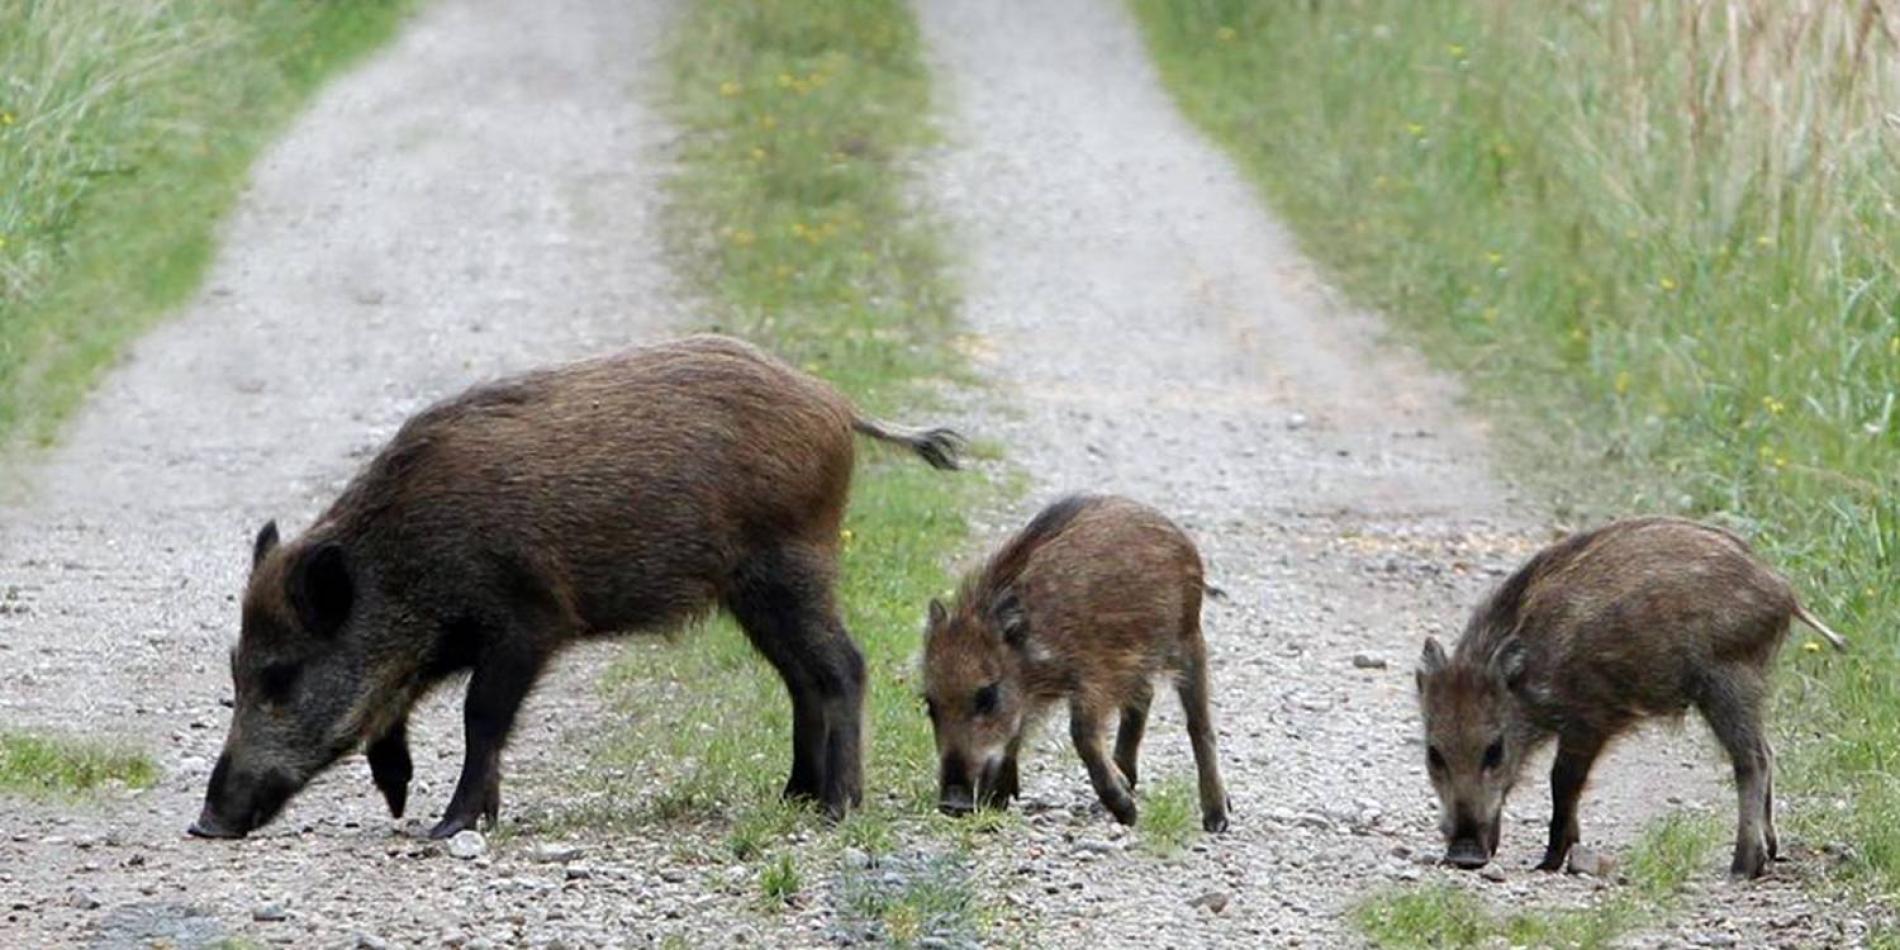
[972,683,999,716]
[260,662,301,703]
[1427,745,1446,772]
[1482,738,1504,770]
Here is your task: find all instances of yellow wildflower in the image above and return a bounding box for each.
[1447,44,1467,57]
[0,112,13,126]
[1216,26,1237,42]
[731,229,756,247]
[778,73,794,88]
[1569,327,1585,342]
[1614,371,1631,395]
[1889,337,1898,357]
[1761,396,1785,416]
[1485,251,1503,266]
[1406,122,1426,137]
[719,80,742,98]
[750,147,767,162]
[1482,307,1500,324]
[1659,276,1677,291]
[1756,234,1773,247]
[1803,641,1822,653]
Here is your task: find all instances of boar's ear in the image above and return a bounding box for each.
[1488,636,1528,691]
[990,589,1028,649]
[927,598,949,630]
[288,541,353,638]
[251,521,280,572]
[1416,636,1448,693]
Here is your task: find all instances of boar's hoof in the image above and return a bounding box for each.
[429,814,478,841]
[1105,796,1138,826]
[1729,845,1768,880]
[185,817,246,840]
[1202,810,1229,834]
[379,782,408,820]
[1535,849,1568,873]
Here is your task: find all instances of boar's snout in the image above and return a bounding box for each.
[1442,814,1501,870]
[938,752,977,817]
[187,753,295,840]
[1444,838,1491,869]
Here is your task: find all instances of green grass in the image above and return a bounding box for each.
[1355,815,1718,948]
[1135,776,1197,858]
[564,0,992,899]
[1134,0,1900,924]
[0,0,412,446]
[0,731,158,798]
[760,851,803,907]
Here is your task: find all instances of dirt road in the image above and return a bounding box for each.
[0,0,1864,946]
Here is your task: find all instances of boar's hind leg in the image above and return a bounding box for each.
[727,545,866,820]
[1176,641,1230,833]
[1113,681,1153,791]
[1070,698,1138,825]
[430,638,549,840]
[1697,670,1772,879]
[1537,733,1605,871]
[366,716,413,819]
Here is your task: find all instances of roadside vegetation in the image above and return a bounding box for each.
[1134,0,1900,942]
[566,0,998,944]
[0,731,157,798]
[0,0,412,446]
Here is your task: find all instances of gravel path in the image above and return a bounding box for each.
[0,0,1874,946]
[914,0,1869,946]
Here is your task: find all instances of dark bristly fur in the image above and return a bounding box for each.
[190,334,963,840]
[1415,516,1847,879]
[922,495,1231,833]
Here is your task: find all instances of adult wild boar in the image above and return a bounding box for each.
[922,495,1230,832]
[1415,516,1847,878]
[191,335,962,840]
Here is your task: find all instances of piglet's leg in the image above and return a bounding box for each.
[1070,698,1136,825]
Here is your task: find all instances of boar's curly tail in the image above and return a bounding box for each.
[853,416,965,471]
[1794,602,1850,652]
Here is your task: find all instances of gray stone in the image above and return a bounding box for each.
[252,902,288,922]
[530,842,583,863]
[1188,890,1230,914]
[447,830,486,860]
[1351,652,1388,670]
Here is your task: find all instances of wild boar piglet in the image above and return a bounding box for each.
[192,334,963,840]
[923,495,1230,832]
[1415,516,1847,878]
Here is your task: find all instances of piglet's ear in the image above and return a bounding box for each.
[927,598,948,630]
[251,521,280,572]
[288,541,353,638]
[1488,636,1527,691]
[990,589,1028,649]
[1416,636,1448,693]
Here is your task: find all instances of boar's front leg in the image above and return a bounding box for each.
[430,639,548,840]
[1537,733,1604,871]
[1071,698,1137,825]
[366,716,413,819]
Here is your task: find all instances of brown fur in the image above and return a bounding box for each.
[1416,516,1845,878]
[192,334,963,839]
[922,495,1230,832]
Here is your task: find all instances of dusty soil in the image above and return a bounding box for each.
[0,0,1874,947]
